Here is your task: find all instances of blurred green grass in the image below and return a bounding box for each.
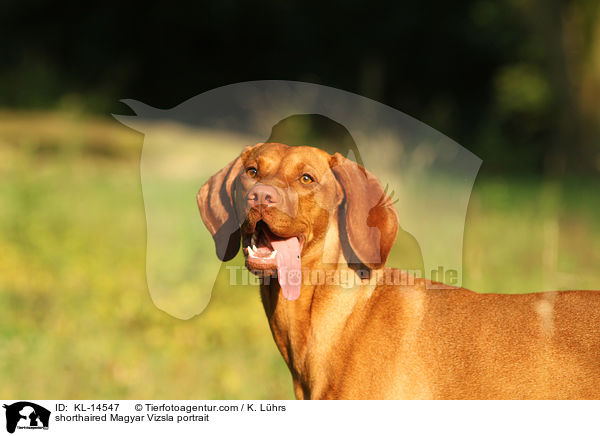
[0,111,293,399]
[1,110,599,399]
[463,176,600,292]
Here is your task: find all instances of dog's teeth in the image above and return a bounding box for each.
[268,250,278,259]
[252,244,258,252]
[247,246,255,257]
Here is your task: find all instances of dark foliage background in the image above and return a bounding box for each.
[1,0,599,173]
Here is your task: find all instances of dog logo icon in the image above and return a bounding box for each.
[3,402,50,434]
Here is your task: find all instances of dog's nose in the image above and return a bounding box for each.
[247,184,280,211]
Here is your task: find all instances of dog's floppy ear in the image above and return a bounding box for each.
[197,156,244,261]
[330,153,398,269]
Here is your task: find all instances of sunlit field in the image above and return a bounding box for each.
[1,110,599,399]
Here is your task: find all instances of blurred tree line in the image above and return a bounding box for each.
[0,0,599,174]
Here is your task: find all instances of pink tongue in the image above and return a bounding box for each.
[266,235,301,301]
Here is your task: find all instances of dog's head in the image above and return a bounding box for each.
[198,142,398,300]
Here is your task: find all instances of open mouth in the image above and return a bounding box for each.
[243,221,304,301]
[243,222,279,270]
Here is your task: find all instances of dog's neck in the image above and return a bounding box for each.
[258,211,370,398]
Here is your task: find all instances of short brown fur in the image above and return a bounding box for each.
[198,143,600,399]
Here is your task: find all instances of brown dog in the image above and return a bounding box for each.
[198,142,600,399]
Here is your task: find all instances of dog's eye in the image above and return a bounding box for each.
[246,167,258,178]
[299,174,314,185]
